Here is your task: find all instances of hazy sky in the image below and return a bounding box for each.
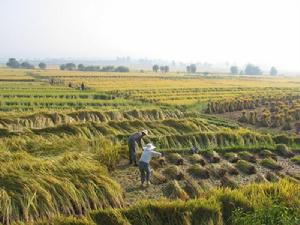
[0,0,299,71]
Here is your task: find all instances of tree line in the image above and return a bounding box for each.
[6,58,278,76]
[152,65,170,73]
[6,58,46,69]
[60,63,130,72]
[230,64,278,76]
[186,64,197,73]
[5,58,129,72]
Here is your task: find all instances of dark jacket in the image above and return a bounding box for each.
[128,132,144,148]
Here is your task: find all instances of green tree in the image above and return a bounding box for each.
[159,66,169,73]
[270,66,278,76]
[190,64,197,73]
[84,65,101,71]
[186,64,196,73]
[66,63,76,70]
[59,64,66,70]
[153,64,159,72]
[186,65,191,73]
[102,66,115,72]
[20,62,35,69]
[164,65,170,73]
[60,63,76,71]
[159,66,165,72]
[77,64,85,71]
[6,58,20,68]
[114,66,129,72]
[230,66,239,75]
[38,62,47,69]
[245,64,263,75]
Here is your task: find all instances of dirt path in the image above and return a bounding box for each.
[111,159,166,205]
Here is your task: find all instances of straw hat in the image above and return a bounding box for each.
[143,143,156,151]
[141,130,149,135]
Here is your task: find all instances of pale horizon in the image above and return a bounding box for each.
[0,0,299,72]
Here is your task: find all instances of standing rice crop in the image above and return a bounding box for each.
[0,150,124,224]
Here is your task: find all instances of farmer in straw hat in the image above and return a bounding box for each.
[128,130,148,166]
[139,143,162,187]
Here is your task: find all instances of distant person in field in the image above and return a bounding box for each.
[128,130,148,166]
[139,143,162,187]
[80,82,85,90]
[190,145,199,154]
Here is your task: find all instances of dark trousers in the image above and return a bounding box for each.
[128,141,137,164]
[139,161,151,184]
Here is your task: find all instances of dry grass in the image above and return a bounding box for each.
[150,157,166,169]
[222,162,239,175]
[238,151,257,163]
[187,165,210,179]
[276,144,295,158]
[224,152,239,163]
[260,158,283,170]
[167,153,184,165]
[163,165,185,180]
[291,156,300,166]
[189,154,206,166]
[259,149,277,160]
[236,160,257,174]
[150,171,167,185]
[183,179,201,199]
[265,171,280,182]
[163,181,189,201]
[204,151,220,163]
[255,174,269,183]
[207,164,227,179]
[220,175,239,189]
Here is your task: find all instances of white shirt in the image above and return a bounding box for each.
[139,149,162,163]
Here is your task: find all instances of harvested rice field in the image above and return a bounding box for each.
[1,68,300,224]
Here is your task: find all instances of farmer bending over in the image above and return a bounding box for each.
[139,143,162,187]
[128,130,148,166]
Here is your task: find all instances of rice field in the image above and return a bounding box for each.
[2,68,300,111]
[0,69,34,81]
[1,68,300,224]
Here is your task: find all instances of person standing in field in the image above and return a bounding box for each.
[128,130,148,166]
[139,143,162,187]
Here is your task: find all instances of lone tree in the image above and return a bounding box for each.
[152,64,159,72]
[186,64,196,73]
[245,64,263,75]
[6,58,20,68]
[59,64,66,70]
[160,65,169,73]
[270,66,278,76]
[77,64,85,71]
[230,66,239,75]
[190,64,197,73]
[38,62,46,70]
